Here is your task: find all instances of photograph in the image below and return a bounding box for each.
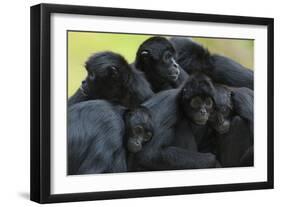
[67,31,254,175]
[30,3,273,203]
[0,0,279,206]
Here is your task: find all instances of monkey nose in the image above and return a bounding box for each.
[135,139,142,146]
[169,69,180,77]
[200,109,207,115]
[173,62,179,68]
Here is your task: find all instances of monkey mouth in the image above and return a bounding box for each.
[127,140,142,153]
[168,74,179,81]
[194,119,208,125]
[128,146,142,153]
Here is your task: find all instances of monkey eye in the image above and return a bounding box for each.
[144,131,153,142]
[163,51,172,62]
[133,125,143,134]
[190,96,202,108]
[205,98,213,108]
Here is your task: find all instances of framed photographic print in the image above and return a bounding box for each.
[30,3,274,203]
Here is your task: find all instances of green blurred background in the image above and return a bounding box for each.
[68,31,254,97]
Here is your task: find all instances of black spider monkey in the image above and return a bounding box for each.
[170,37,253,89]
[68,51,154,108]
[134,36,189,92]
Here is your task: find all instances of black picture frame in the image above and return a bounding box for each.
[30,3,274,204]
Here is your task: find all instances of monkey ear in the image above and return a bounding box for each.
[135,50,151,69]
[140,50,150,58]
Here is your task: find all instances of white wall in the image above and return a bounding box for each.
[0,0,279,206]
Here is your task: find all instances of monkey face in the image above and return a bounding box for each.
[125,107,153,153]
[209,105,232,134]
[182,95,214,125]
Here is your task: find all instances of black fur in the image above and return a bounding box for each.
[67,37,254,173]
[68,51,154,108]
[170,37,213,74]
[68,100,155,175]
[170,37,253,89]
[231,87,254,132]
[211,85,253,134]
[130,74,218,171]
[67,100,127,175]
[208,85,254,167]
[214,116,253,167]
[212,55,253,89]
[134,37,188,92]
